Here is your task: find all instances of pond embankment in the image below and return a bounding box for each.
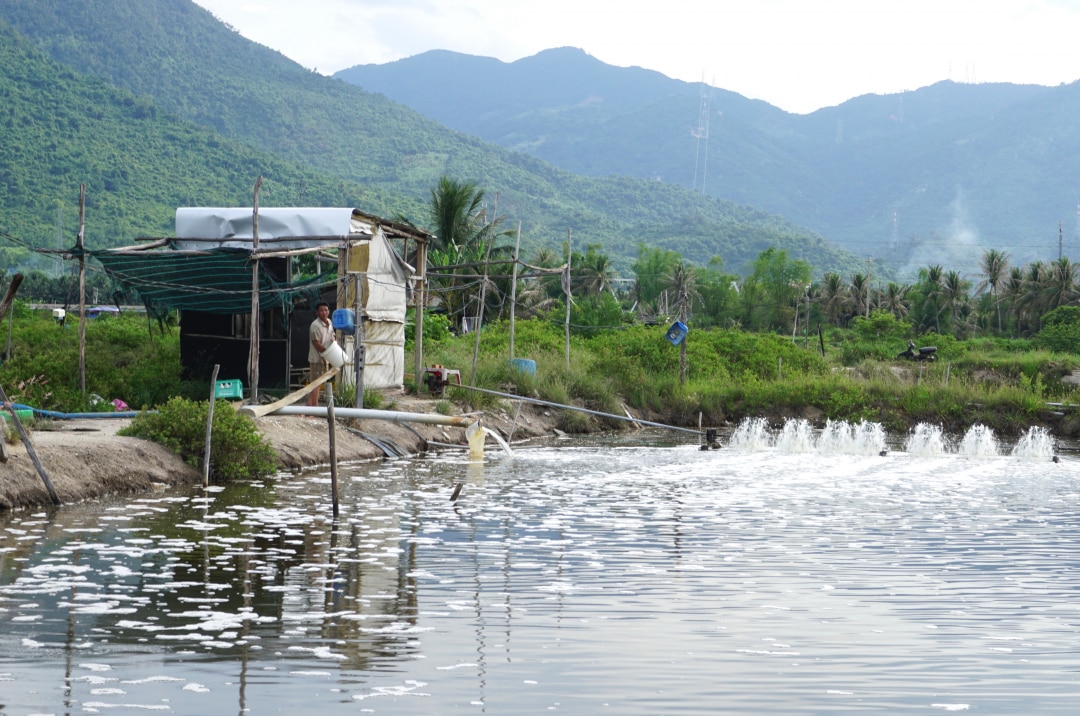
[0,395,562,512]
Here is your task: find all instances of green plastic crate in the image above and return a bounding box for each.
[214,380,243,400]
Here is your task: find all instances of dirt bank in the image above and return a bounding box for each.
[0,393,562,512]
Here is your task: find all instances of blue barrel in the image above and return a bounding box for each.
[332,308,356,334]
[666,320,688,346]
[509,358,537,376]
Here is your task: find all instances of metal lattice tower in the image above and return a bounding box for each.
[692,77,711,194]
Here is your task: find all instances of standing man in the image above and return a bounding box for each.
[307,301,335,407]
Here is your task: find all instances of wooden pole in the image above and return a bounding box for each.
[413,238,427,394]
[202,364,220,487]
[354,272,365,409]
[248,176,263,404]
[326,382,339,519]
[77,184,86,398]
[564,228,572,369]
[509,221,521,361]
[470,216,497,385]
[0,383,60,505]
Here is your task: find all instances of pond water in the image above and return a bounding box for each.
[1,420,1079,714]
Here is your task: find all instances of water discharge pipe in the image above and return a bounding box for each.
[273,405,476,428]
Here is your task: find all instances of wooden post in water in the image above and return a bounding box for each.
[248,176,263,404]
[0,383,59,505]
[77,184,87,398]
[202,364,220,488]
[326,382,339,519]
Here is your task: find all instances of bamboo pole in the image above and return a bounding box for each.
[77,185,86,398]
[354,272,364,409]
[202,364,220,487]
[248,176,262,404]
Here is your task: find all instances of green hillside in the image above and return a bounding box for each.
[0,20,413,268]
[0,0,863,276]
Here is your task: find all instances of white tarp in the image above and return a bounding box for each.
[173,207,366,250]
[338,321,406,390]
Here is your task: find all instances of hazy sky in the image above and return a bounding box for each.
[191,0,1080,114]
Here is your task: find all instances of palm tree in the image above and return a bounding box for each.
[574,245,617,297]
[1042,256,1079,314]
[819,272,848,327]
[877,282,909,320]
[940,270,972,336]
[919,264,945,333]
[848,273,869,322]
[977,249,1010,333]
[428,177,487,254]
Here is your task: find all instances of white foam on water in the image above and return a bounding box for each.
[1012,426,1055,461]
[959,424,999,458]
[775,419,814,453]
[905,423,947,456]
[729,417,772,452]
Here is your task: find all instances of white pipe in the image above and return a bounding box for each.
[274,405,475,428]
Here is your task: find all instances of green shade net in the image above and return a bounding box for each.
[93,248,333,315]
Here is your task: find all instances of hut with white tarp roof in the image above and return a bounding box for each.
[94,206,431,396]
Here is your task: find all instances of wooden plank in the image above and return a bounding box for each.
[238,367,339,419]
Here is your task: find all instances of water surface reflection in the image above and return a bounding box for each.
[2,425,1079,714]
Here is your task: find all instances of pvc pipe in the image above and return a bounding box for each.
[451,385,704,436]
[274,405,475,428]
[11,403,142,420]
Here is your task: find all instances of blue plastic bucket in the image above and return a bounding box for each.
[666,320,688,346]
[332,308,356,334]
[509,358,537,376]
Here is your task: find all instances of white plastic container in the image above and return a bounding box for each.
[320,342,348,368]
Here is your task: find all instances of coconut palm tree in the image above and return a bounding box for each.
[877,282,910,320]
[977,249,1010,333]
[940,270,972,336]
[819,272,848,327]
[1042,256,1079,314]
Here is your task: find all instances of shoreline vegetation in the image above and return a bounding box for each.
[4,307,1080,437]
[0,306,1078,513]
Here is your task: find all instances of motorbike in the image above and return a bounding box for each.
[897,341,937,361]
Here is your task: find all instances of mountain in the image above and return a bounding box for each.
[0,20,381,271]
[0,0,863,277]
[337,48,1080,272]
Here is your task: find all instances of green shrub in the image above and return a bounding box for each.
[119,397,277,481]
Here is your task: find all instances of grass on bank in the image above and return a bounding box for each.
[0,303,1077,472]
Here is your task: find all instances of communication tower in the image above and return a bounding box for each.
[692,76,711,194]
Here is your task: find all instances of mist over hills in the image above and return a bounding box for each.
[337,48,1080,274]
[0,0,864,278]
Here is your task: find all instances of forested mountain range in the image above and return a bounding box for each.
[337,48,1080,274]
[0,0,863,278]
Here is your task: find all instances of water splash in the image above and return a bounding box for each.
[483,427,514,456]
[813,420,888,455]
[729,417,771,451]
[959,424,999,459]
[1012,426,1055,461]
[906,423,947,457]
[775,419,814,453]
[731,417,888,455]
